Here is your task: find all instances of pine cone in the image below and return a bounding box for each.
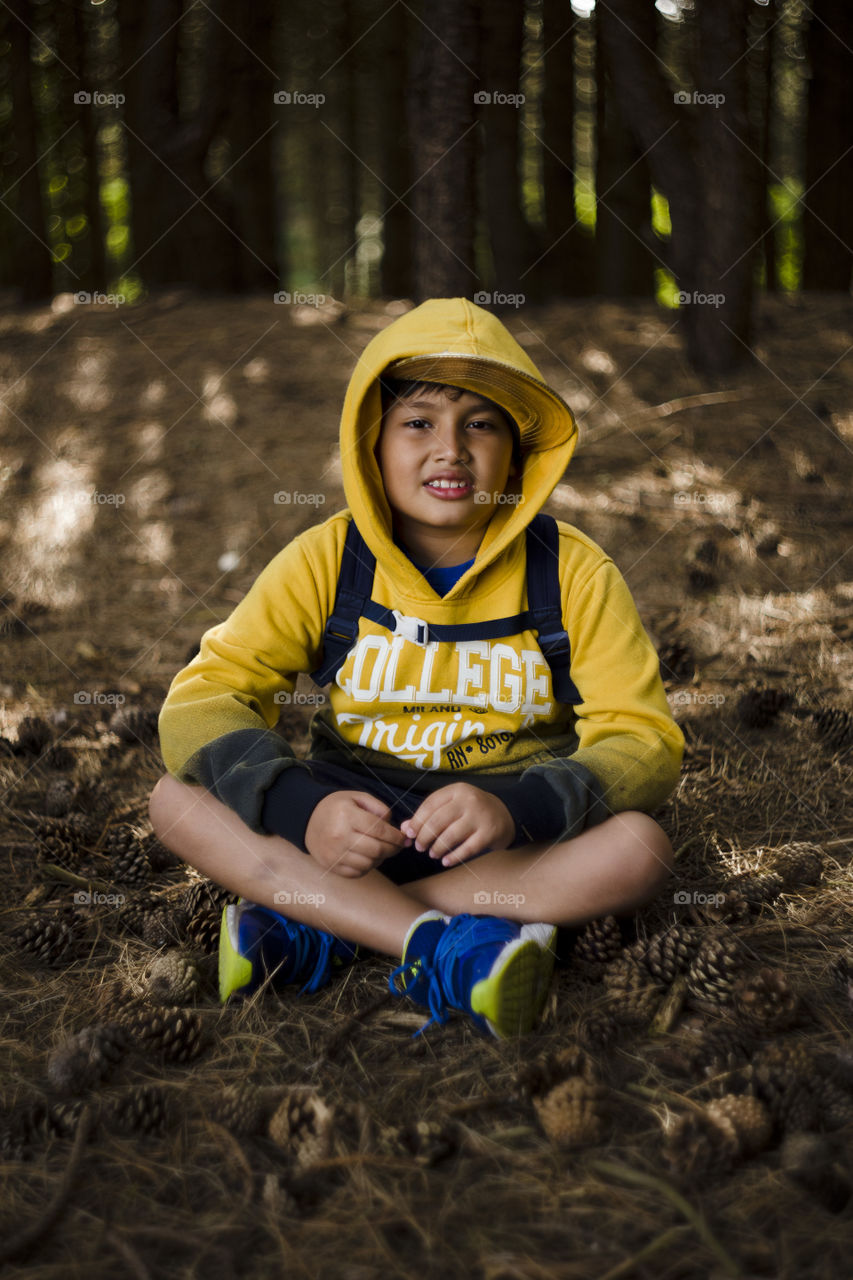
[104,1085,169,1135]
[576,1009,621,1051]
[685,1024,755,1079]
[639,925,698,985]
[737,687,789,729]
[534,1077,609,1147]
[103,825,150,883]
[13,910,82,966]
[730,1042,819,1133]
[211,1083,279,1136]
[268,1088,334,1166]
[816,1078,853,1131]
[705,1094,772,1158]
[73,776,112,816]
[182,878,235,918]
[145,952,200,1004]
[603,957,663,1024]
[64,811,104,847]
[47,1024,131,1095]
[812,706,853,752]
[722,869,785,909]
[382,1118,461,1166]
[733,967,799,1033]
[118,1004,206,1063]
[698,891,752,925]
[16,715,52,755]
[143,833,181,873]
[765,842,824,890]
[184,906,223,954]
[2,1099,88,1155]
[686,932,746,1008]
[573,916,623,978]
[34,830,80,873]
[515,1043,597,1100]
[110,706,159,745]
[140,906,181,949]
[664,1109,733,1179]
[44,776,76,817]
[781,1132,852,1214]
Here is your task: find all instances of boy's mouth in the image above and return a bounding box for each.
[424,473,474,500]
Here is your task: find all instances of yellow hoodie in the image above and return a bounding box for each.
[158,298,683,849]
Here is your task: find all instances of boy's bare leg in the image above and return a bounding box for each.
[150,776,673,955]
[149,774,428,956]
[401,811,674,927]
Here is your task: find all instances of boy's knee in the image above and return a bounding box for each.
[148,773,184,838]
[613,810,674,892]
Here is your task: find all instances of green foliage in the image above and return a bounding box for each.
[768,181,803,292]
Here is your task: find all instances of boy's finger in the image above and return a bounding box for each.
[429,819,472,860]
[350,792,394,822]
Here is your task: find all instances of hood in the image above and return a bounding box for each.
[339,297,578,592]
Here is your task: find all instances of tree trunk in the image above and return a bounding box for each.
[221,0,279,291]
[480,0,539,301]
[599,0,761,375]
[690,0,760,374]
[408,0,480,300]
[118,0,238,290]
[541,0,593,297]
[5,0,53,300]
[802,0,853,290]
[377,0,413,298]
[594,6,654,298]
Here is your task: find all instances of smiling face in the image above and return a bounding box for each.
[376,384,518,568]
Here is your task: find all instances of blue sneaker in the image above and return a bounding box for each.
[390,912,557,1039]
[219,901,358,1003]
[389,910,450,1006]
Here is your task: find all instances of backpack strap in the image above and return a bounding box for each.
[311,514,581,706]
[525,514,582,705]
[309,519,376,686]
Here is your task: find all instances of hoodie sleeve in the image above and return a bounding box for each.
[157,526,341,844]
[501,551,682,846]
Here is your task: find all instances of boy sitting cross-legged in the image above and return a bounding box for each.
[149,297,683,1038]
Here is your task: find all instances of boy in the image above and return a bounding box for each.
[150,297,683,1039]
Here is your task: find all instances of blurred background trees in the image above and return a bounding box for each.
[0,0,850,374]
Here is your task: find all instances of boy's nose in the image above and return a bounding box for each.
[431,425,470,459]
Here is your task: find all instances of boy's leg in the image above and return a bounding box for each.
[149,773,430,957]
[398,811,674,927]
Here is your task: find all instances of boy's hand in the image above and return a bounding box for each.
[305,791,411,878]
[401,784,515,868]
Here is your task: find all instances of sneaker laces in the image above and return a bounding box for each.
[395,913,518,1036]
[272,918,336,995]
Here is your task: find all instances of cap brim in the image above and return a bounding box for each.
[382,354,575,452]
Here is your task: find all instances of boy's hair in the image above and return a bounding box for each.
[379,376,522,468]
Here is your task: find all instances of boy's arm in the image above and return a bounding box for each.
[157,531,342,850]
[502,554,683,846]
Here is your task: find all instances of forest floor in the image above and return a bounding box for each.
[1,290,853,1279]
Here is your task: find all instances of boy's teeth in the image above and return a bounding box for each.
[429,480,467,489]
